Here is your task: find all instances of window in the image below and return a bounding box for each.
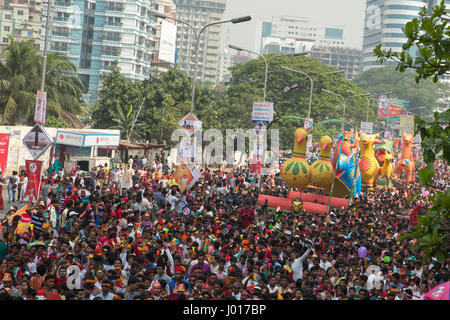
[3,38,9,43]
[5,15,11,20]
[18,10,24,16]
[4,26,10,32]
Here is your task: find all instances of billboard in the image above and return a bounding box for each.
[159,20,177,64]
[377,97,408,119]
[399,115,415,135]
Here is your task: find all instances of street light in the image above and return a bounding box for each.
[151,12,251,114]
[322,89,371,130]
[228,45,308,102]
[281,67,344,119]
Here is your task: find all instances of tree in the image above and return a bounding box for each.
[374,1,450,264]
[0,36,85,125]
[374,0,450,83]
[92,66,222,147]
[226,55,376,148]
[352,66,449,117]
[0,36,39,124]
[112,104,134,141]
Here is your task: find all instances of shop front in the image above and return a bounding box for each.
[54,130,120,174]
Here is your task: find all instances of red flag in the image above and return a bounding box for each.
[24,160,43,203]
[0,133,10,179]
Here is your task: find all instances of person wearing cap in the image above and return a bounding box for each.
[0,272,20,297]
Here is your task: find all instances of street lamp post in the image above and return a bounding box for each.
[228,46,308,102]
[322,89,371,131]
[150,12,251,114]
[281,67,344,119]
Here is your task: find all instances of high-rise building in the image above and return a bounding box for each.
[259,16,349,54]
[173,0,226,85]
[218,48,250,83]
[41,0,158,104]
[362,0,450,71]
[310,46,363,80]
[0,0,42,53]
[152,0,176,71]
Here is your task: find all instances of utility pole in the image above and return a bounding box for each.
[40,0,52,93]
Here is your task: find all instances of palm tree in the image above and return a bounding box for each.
[0,35,39,124]
[0,36,85,125]
[31,52,85,119]
[112,103,134,141]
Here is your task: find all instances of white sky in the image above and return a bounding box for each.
[220,0,366,52]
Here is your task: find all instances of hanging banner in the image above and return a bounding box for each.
[0,133,10,178]
[34,90,47,124]
[179,135,196,160]
[24,160,43,203]
[173,161,194,193]
[399,115,415,135]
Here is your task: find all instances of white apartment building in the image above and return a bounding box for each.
[173,0,226,85]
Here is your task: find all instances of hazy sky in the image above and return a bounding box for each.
[220,0,366,52]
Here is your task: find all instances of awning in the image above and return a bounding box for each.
[118,142,166,150]
[56,130,120,147]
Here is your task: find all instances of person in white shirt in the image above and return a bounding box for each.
[20,173,28,202]
[319,253,333,271]
[167,189,179,211]
[291,240,313,281]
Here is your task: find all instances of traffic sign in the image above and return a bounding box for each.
[22,123,54,160]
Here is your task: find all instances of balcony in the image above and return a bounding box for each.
[103,36,122,41]
[105,6,124,12]
[105,22,123,27]
[54,1,73,7]
[51,46,69,52]
[52,31,70,37]
[54,17,70,22]
[102,51,120,57]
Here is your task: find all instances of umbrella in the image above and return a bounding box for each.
[424,282,450,300]
[27,241,47,250]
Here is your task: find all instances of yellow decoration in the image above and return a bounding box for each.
[359,132,381,188]
[380,152,394,188]
[310,135,333,188]
[281,128,310,189]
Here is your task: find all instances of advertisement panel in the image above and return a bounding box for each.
[34,90,47,124]
[252,102,274,124]
[0,133,10,178]
[159,20,177,64]
[378,97,408,119]
[360,122,373,134]
[399,115,415,135]
[24,160,43,203]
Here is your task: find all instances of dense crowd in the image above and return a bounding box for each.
[0,153,448,300]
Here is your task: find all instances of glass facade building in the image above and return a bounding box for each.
[41,0,157,104]
[362,0,450,71]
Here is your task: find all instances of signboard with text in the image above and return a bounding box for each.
[252,102,274,124]
[360,122,373,134]
[304,118,313,131]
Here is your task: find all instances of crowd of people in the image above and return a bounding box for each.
[0,151,448,301]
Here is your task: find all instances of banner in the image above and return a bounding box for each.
[304,118,313,131]
[0,133,10,178]
[173,161,193,193]
[34,90,47,124]
[24,160,43,203]
[179,135,196,160]
[377,97,408,119]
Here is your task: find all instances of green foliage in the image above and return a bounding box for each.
[374,0,450,83]
[352,66,449,117]
[0,36,84,125]
[226,55,371,148]
[45,115,68,128]
[93,66,221,147]
[399,109,450,264]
